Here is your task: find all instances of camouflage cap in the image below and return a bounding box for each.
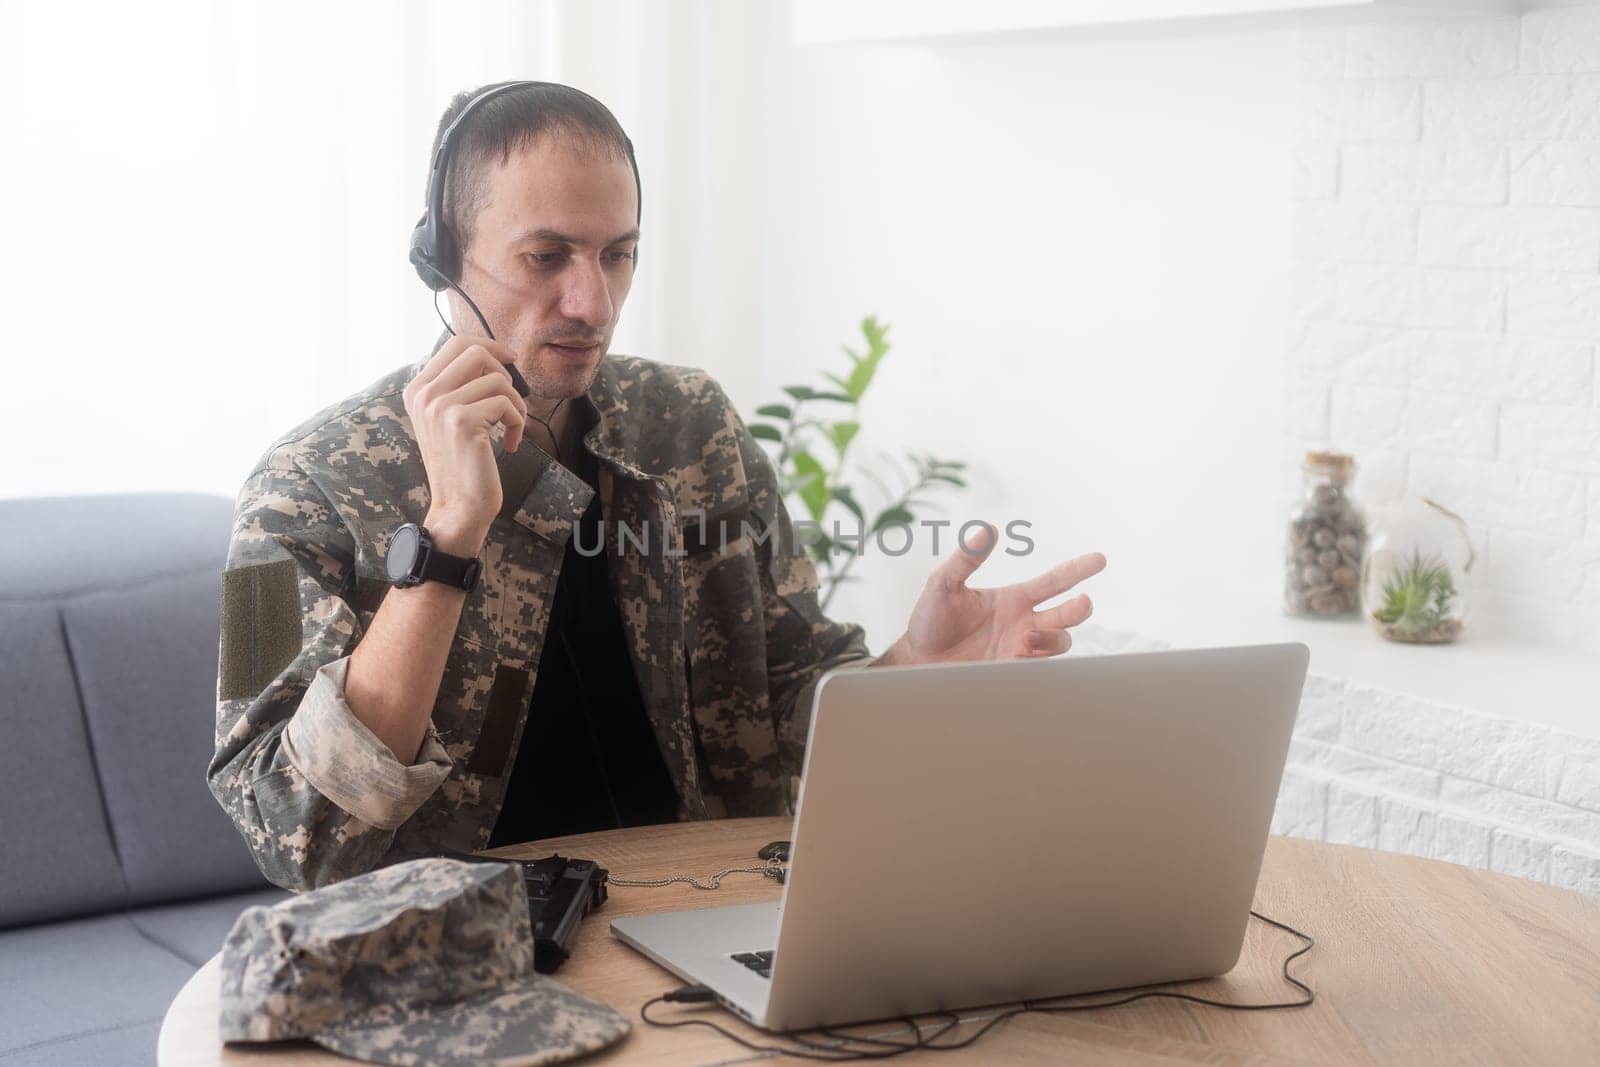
[219,858,630,1066]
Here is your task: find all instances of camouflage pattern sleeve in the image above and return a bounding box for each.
[729,400,875,775]
[209,462,451,891]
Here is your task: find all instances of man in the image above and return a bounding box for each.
[209,82,1105,892]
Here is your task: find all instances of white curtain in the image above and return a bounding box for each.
[0,0,780,499]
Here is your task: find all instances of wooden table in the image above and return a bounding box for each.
[160,816,1600,1065]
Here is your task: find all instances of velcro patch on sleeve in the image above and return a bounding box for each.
[219,557,303,701]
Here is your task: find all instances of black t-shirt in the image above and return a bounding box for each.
[487,445,681,849]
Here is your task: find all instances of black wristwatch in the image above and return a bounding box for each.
[384,523,481,591]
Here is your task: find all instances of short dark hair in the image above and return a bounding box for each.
[427,81,639,255]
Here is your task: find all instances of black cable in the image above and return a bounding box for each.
[640,909,1316,1061]
[431,287,454,341]
[641,993,945,1062]
[418,258,567,464]
[417,257,498,341]
[815,1010,964,1054]
[530,397,568,467]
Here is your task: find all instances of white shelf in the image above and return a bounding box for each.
[794,0,1519,46]
[1103,579,1598,738]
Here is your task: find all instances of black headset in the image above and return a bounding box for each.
[408,79,643,340]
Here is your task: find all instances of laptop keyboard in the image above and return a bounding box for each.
[730,949,775,978]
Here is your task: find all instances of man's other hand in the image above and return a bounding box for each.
[875,524,1106,666]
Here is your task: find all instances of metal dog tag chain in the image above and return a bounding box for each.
[607,855,787,890]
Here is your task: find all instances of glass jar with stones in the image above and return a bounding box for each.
[1360,497,1475,644]
[1284,450,1366,618]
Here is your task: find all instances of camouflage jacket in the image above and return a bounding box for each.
[209,352,872,891]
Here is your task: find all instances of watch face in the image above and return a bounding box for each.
[386,524,422,583]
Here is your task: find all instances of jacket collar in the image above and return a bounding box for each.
[580,353,656,483]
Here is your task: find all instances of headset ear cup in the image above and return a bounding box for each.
[409,214,448,291]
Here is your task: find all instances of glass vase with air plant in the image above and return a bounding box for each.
[1360,497,1475,645]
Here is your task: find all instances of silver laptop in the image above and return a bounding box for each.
[611,642,1309,1032]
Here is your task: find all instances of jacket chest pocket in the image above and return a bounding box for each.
[437,536,562,776]
[682,516,771,742]
[683,508,763,656]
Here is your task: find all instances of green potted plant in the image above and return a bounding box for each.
[747,316,967,610]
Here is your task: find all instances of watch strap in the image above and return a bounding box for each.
[418,541,480,591]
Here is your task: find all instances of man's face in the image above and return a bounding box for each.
[452,132,639,401]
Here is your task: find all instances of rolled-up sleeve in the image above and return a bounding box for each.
[208,462,450,891]
[279,657,451,831]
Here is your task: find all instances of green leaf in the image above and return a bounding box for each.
[927,472,967,487]
[861,315,889,349]
[783,385,854,404]
[843,318,891,401]
[749,423,782,442]
[871,505,914,533]
[788,468,823,492]
[830,485,864,523]
[822,371,852,392]
[792,451,829,522]
[826,420,860,455]
[756,403,792,419]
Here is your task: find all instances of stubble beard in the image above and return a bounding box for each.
[522,348,605,416]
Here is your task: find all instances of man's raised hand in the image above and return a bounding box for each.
[876,523,1107,666]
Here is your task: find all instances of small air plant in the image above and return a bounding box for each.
[1370,549,1462,644]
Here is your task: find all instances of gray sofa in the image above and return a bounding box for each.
[0,494,287,1066]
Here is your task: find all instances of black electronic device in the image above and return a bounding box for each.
[432,850,610,973]
[521,854,610,974]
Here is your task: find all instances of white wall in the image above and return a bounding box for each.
[1287,9,1600,653]
[747,22,1299,650]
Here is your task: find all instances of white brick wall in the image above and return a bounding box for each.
[1074,625,1600,896]
[1291,13,1600,653]
[1523,5,1600,75]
